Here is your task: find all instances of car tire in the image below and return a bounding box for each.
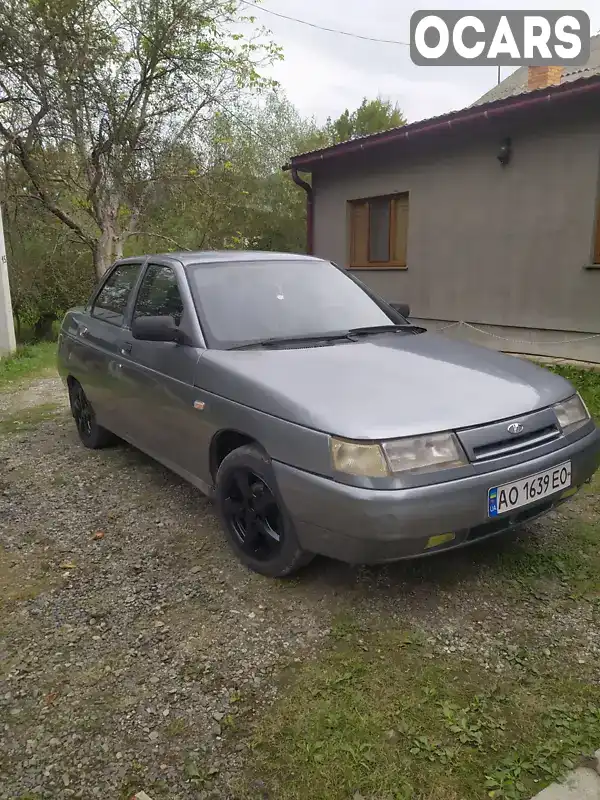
[215,444,314,578]
[68,380,116,450]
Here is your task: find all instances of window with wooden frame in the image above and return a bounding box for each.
[348,193,409,268]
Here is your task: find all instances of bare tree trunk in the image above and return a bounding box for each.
[93,197,121,277]
[92,233,112,278]
[114,235,124,260]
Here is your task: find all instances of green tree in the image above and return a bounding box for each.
[2,160,95,338]
[0,0,280,276]
[326,96,406,144]
[134,93,323,255]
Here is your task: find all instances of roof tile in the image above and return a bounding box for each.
[472,33,600,106]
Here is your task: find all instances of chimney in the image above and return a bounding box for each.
[527,66,563,91]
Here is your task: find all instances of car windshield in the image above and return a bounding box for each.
[185,259,401,349]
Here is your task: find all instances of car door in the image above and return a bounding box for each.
[68,260,145,434]
[117,261,209,480]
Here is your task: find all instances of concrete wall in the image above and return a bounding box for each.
[311,102,600,362]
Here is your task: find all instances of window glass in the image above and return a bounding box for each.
[133,265,184,326]
[369,197,390,262]
[186,259,394,349]
[348,193,409,268]
[92,262,141,325]
[349,201,369,265]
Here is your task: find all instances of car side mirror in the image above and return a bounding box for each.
[390,302,410,318]
[131,315,180,342]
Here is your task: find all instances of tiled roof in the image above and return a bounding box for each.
[472,34,600,106]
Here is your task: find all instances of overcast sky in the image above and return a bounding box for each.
[246,0,600,124]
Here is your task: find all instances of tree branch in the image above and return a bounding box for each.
[125,230,190,250]
[4,128,96,248]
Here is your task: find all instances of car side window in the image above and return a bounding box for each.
[92,263,142,326]
[133,265,184,326]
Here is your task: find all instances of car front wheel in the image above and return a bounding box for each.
[68,380,116,449]
[215,444,313,578]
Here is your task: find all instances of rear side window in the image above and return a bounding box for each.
[133,265,184,326]
[92,263,142,326]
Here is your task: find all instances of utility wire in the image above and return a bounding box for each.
[100,0,293,161]
[239,0,410,46]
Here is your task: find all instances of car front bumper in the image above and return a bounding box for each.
[273,426,600,564]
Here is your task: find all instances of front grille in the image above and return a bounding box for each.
[457,407,562,463]
[471,424,560,461]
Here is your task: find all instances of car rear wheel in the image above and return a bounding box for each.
[68,380,116,449]
[215,444,313,578]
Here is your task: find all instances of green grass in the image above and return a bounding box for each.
[0,403,63,434]
[243,627,600,800]
[492,531,600,596]
[543,363,600,419]
[0,545,55,612]
[0,341,57,389]
[241,471,600,800]
[165,717,189,738]
[490,489,600,598]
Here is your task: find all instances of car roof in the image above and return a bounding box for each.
[128,250,326,267]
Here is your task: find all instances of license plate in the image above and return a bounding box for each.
[488,461,571,517]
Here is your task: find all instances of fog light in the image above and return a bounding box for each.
[425,533,456,549]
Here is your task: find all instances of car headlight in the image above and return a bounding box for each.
[553,394,590,433]
[330,438,390,477]
[330,432,467,477]
[382,432,467,475]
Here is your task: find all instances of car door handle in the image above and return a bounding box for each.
[120,342,132,355]
[78,326,88,338]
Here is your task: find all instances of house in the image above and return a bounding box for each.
[286,47,600,364]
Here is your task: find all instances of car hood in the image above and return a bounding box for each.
[196,333,574,439]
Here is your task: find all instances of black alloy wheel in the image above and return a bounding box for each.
[215,444,313,577]
[71,382,93,439]
[68,380,115,449]
[222,468,283,561]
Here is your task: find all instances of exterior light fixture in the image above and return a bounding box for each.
[497,137,512,166]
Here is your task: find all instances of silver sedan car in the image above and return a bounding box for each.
[58,251,600,577]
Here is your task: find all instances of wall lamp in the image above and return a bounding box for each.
[497,137,512,166]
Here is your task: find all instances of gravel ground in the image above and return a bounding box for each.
[1,376,599,799]
[0,375,65,417]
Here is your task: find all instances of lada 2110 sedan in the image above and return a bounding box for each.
[58,251,600,577]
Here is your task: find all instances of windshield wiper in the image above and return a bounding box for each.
[228,332,353,350]
[347,324,423,336]
[229,324,425,350]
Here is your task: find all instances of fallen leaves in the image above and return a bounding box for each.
[44,691,59,706]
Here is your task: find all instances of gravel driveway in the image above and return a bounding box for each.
[1,376,599,799]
